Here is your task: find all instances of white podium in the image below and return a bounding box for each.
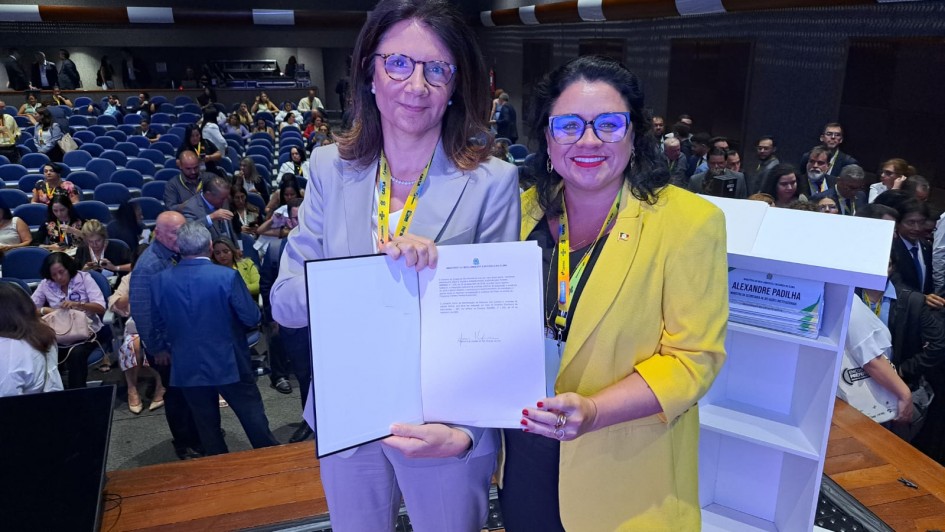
[698,197,894,531]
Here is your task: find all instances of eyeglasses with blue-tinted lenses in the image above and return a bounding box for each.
[548,112,631,145]
[373,53,457,87]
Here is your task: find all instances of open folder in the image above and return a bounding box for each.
[304,241,546,458]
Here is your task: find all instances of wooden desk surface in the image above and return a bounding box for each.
[826,399,945,531]
[102,401,945,531]
[101,442,325,531]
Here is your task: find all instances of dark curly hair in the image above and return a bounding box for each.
[530,55,668,216]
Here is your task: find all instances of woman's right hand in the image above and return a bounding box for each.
[379,234,437,271]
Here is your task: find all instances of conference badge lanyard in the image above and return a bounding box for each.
[180,174,202,195]
[376,150,434,245]
[554,187,622,336]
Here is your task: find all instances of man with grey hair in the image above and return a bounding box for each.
[811,164,867,216]
[151,221,278,455]
[179,173,236,241]
[662,136,688,187]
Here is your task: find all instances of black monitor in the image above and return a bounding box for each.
[0,385,116,531]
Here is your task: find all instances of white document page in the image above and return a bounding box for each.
[418,241,546,428]
[306,255,424,456]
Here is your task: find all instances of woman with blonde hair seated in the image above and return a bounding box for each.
[74,219,131,278]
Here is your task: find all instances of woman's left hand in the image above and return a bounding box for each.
[379,234,437,271]
[521,392,599,442]
[60,300,81,311]
[382,423,471,458]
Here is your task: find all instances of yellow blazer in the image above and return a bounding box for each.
[520,184,728,531]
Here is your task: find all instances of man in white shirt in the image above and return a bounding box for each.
[297,88,323,112]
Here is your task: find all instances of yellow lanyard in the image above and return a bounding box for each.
[194,143,202,157]
[827,150,839,174]
[376,150,433,245]
[554,188,622,330]
[179,175,202,194]
[862,293,882,318]
[45,183,56,200]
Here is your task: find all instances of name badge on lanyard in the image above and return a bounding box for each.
[544,333,563,397]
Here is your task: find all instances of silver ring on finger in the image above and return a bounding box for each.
[555,413,567,429]
[554,428,565,440]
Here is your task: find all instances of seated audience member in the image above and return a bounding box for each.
[0,283,64,397]
[297,88,323,112]
[279,112,301,132]
[275,102,302,126]
[764,163,809,208]
[789,200,818,212]
[164,150,216,212]
[870,158,913,203]
[33,196,83,250]
[252,118,275,140]
[302,111,325,139]
[257,181,301,253]
[223,114,250,141]
[798,122,858,178]
[277,146,309,179]
[492,138,514,164]
[110,201,145,250]
[31,252,106,389]
[307,124,333,150]
[179,175,237,241]
[177,124,223,177]
[18,93,41,125]
[50,86,72,108]
[902,175,931,203]
[810,164,867,216]
[34,108,65,162]
[0,202,32,254]
[662,137,688,187]
[251,91,279,114]
[726,149,742,174]
[0,100,22,163]
[100,94,123,119]
[747,193,775,207]
[150,222,278,456]
[264,177,303,221]
[135,92,156,118]
[74,219,132,278]
[201,108,227,153]
[670,121,692,156]
[689,147,747,199]
[109,244,165,414]
[815,196,840,214]
[258,198,307,421]
[518,165,536,193]
[235,157,270,200]
[139,117,161,143]
[880,195,933,295]
[212,237,260,297]
[231,186,260,236]
[236,103,254,127]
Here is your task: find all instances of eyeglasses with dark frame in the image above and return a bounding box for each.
[372,53,457,87]
[548,112,632,145]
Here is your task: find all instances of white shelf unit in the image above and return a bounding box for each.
[698,197,893,531]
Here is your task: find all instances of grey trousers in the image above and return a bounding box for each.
[320,440,496,532]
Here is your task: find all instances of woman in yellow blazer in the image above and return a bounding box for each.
[500,56,728,531]
[211,237,260,297]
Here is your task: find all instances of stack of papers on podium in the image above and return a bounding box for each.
[728,268,825,338]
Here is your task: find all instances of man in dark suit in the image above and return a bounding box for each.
[495,92,517,144]
[3,49,29,91]
[179,174,237,242]
[662,137,688,188]
[750,135,780,195]
[811,164,868,216]
[151,222,278,455]
[890,198,933,295]
[120,48,149,89]
[688,147,748,198]
[57,49,80,90]
[802,146,838,196]
[798,122,858,178]
[30,52,58,90]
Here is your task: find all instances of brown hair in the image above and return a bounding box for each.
[336,0,491,171]
[881,158,915,178]
[0,283,56,353]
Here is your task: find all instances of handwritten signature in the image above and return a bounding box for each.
[457,330,501,345]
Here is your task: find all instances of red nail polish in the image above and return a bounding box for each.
[522,409,529,416]
[520,419,528,426]
[537,401,544,408]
